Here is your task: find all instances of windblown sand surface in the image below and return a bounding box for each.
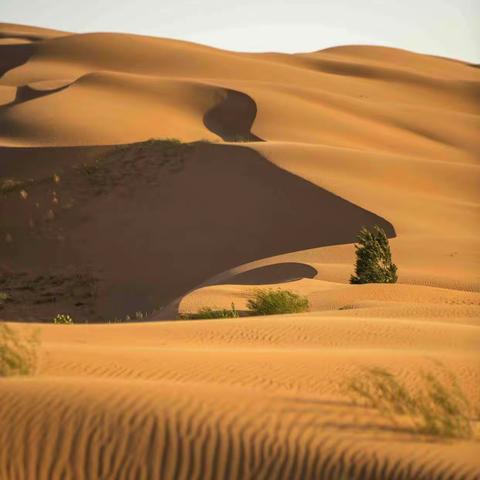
[0,23,479,479]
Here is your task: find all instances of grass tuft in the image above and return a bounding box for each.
[345,366,475,439]
[247,289,309,315]
[53,313,73,324]
[181,303,239,320]
[0,323,40,376]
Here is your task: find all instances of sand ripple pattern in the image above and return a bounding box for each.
[0,378,478,480]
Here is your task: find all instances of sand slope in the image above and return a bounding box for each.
[0,23,479,479]
[2,286,480,479]
[1,23,478,294]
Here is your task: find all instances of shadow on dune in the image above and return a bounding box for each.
[0,43,33,78]
[1,83,71,109]
[0,144,114,179]
[217,262,318,285]
[0,141,395,322]
[156,262,319,319]
[203,89,263,142]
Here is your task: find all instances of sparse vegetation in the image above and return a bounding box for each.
[145,137,182,147]
[79,160,103,176]
[0,178,31,194]
[53,313,73,324]
[230,134,252,142]
[345,366,475,439]
[116,310,150,322]
[163,137,182,145]
[181,303,239,320]
[0,322,39,376]
[247,289,309,315]
[0,272,97,322]
[350,225,397,284]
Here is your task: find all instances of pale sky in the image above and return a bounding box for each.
[1,0,479,62]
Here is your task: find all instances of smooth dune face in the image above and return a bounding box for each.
[0,23,479,479]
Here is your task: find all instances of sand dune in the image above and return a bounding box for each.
[0,23,479,479]
[2,288,480,479]
[0,142,393,320]
[2,377,478,480]
[0,23,67,41]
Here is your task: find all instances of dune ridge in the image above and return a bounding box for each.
[0,23,479,479]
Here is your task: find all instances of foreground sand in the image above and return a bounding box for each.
[2,283,479,479]
[0,23,479,479]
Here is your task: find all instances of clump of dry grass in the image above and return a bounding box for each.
[0,323,40,377]
[345,366,475,439]
[53,314,73,324]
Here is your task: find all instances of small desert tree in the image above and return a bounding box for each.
[350,226,397,284]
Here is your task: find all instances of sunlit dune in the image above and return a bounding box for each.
[0,23,479,479]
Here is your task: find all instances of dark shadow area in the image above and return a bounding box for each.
[203,89,263,142]
[0,43,33,78]
[0,145,114,180]
[218,262,318,285]
[0,142,395,322]
[1,83,71,109]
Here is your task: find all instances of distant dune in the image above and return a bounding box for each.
[0,23,479,479]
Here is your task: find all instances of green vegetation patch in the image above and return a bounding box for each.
[247,288,309,315]
[350,225,397,284]
[181,289,310,319]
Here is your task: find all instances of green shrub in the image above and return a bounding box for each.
[0,323,39,376]
[53,313,73,324]
[247,289,309,315]
[181,303,239,320]
[350,225,397,284]
[345,366,474,439]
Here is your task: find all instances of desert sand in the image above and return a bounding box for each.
[0,22,479,479]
